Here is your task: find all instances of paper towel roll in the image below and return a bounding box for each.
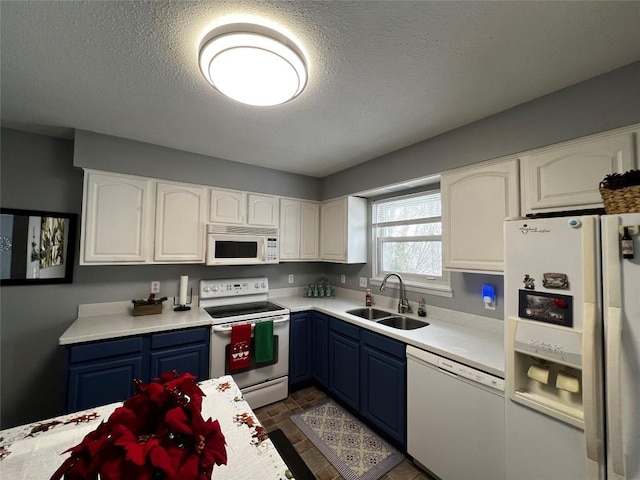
[178,275,188,305]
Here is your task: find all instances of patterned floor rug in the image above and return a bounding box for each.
[290,399,405,480]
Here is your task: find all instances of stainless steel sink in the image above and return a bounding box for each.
[376,315,429,330]
[346,307,392,320]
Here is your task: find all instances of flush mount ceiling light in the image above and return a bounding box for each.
[199,25,307,107]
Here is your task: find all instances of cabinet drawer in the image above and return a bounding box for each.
[329,317,360,341]
[69,336,144,364]
[361,330,405,360]
[151,327,209,350]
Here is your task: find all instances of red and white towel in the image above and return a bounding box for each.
[229,323,251,371]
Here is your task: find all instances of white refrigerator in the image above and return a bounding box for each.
[504,213,640,480]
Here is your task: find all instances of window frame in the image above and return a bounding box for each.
[370,190,452,297]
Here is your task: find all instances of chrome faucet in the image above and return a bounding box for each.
[379,273,412,314]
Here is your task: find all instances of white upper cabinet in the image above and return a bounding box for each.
[280,199,320,261]
[154,182,207,263]
[442,158,520,274]
[320,196,367,263]
[209,189,279,227]
[209,188,246,224]
[300,201,320,260]
[520,129,638,215]
[248,193,279,227]
[81,170,154,264]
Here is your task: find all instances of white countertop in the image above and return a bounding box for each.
[270,291,505,378]
[59,289,505,378]
[58,300,212,345]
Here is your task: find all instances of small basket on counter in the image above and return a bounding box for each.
[599,170,640,214]
[132,295,167,316]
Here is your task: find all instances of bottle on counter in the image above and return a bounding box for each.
[365,288,372,307]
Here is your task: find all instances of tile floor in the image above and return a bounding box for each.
[254,385,434,480]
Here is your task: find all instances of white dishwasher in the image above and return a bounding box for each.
[406,345,505,480]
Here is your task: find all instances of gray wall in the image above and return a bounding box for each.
[74,130,322,201]
[0,128,324,428]
[322,61,640,199]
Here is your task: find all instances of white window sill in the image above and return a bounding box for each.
[369,277,453,298]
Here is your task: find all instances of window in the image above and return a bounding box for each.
[372,190,451,296]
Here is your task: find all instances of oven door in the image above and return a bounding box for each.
[206,235,266,265]
[210,316,289,389]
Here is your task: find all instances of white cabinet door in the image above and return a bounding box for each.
[154,182,207,263]
[520,130,637,215]
[442,158,519,273]
[300,201,320,260]
[209,188,246,224]
[279,199,301,260]
[248,193,279,227]
[280,199,320,261]
[320,197,366,263]
[81,170,153,264]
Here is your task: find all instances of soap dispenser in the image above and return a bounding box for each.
[417,298,427,317]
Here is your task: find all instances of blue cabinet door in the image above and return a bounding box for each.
[360,330,406,447]
[329,317,360,410]
[312,313,329,388]
[289,312,312,386]
[150,327,210,381]
[67,355,143,412]
[150,343,209,381]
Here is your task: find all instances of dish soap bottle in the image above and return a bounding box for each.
[365,289,372,307]
[417,298,427,317]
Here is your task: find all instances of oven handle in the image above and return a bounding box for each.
[211,316,289,332]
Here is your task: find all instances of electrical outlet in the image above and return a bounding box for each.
[340,274,346,284]
[288,274,294,284]
[151,281,160,294]
[359,277,368,287]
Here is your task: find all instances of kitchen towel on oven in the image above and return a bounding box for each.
[254,320,274,363]
[229,323,251,370]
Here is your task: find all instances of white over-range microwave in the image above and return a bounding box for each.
[205,224,279,265]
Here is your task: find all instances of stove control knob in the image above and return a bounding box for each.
[203,286,210,293]
[261,282,266,288]
[212,286,219,292]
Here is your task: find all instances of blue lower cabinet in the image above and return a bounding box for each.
[360,330,406,447]
[329,317,360,410]
[66,327,210,412]
[289,312,312,386]
[66,336,145,412]
[150,343,209,381]
[150,327,210,381]
[312,313,329,388]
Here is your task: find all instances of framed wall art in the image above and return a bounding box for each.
[0,208,77,285]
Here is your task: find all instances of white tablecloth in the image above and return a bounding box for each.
[0,376,293,480]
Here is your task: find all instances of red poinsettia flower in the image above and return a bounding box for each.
[163,402,227,479]
[50,372,226,480]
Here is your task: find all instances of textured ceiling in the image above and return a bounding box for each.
[2,1,640,177]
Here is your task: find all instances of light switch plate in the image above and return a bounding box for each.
[288,274,294,284]
[340,274,346,284]
[359,277,367,287]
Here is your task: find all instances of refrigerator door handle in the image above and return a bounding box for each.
[603,215,625,479]
[582,301,601,469]
[606,306,625,478]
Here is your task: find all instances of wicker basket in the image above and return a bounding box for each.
[599,185,640,214]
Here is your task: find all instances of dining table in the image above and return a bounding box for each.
[0,376,293,480]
